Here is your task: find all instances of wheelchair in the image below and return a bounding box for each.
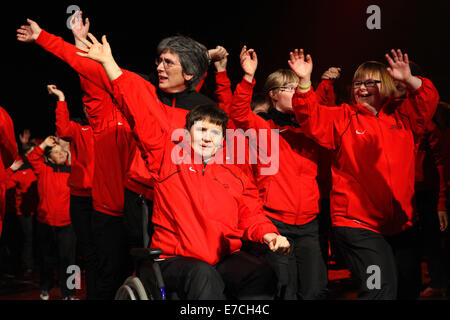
[114,247,167,300]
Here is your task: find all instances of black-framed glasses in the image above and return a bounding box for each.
[155,57,181,70]
[352,80,381,88]
[269,86,297,92]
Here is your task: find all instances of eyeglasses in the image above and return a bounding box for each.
[269,86,297,92]
[155,57,181,70]
[352,80,381,88]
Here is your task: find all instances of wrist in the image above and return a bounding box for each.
[244,73,254,83]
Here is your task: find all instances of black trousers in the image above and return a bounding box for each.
[17,214,34,271]
[69,195,99,300]
[91,210,133,300]
[334,226,421,300]
[36,222,77,298]
[123,188,153,250]
[157,251,277,300]
[416,189,449,289]
[264,217,328,300]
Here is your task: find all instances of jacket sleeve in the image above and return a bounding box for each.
[237,173,279,243]
[55,101,80,139]
[398,77,440,138]
[292,89,348,150]
[215,70,233,115]
[110,70,168,175]
[35,30,115,94]
[315,79,336,106]
[0,107,18,168]
[26,145,46,177]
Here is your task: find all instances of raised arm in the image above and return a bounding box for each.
[17,18,115,93]
[0,107,18,169]
[76,33,169,174]
[289,49,347,150]
[47,85,80,139]
[315,67,341,106]
[27,136,56,176]
[385,49,439,136]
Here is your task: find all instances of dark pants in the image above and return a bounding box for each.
[69,195,99,300]
[334,226,421,300]
[36,222,77,298]
[123,188,153,250]
[17,214,34,271]
[264,217,328,300]
[157,251,277,300]
[416,189,449,289]
[91,210,133,300]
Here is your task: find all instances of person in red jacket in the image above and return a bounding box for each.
[289,48,439,299]
[5,145,38,277]
[27,135,77,300]
[73,32,291,299]
[212,47,341,300]
[0,106,18,237]
[47,84,99,300]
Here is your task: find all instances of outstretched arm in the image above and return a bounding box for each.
[48,85,80,139]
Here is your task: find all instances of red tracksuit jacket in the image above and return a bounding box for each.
[292,77,439,235]
[110,69,278,264]
[55,100,94,197]
[27,146,71,226]
[5,164,38,216]
[36,30,153,216]
[214,71,336,225]
[0,106,18,233]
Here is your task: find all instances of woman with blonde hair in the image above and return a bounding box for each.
[289,48,439,299]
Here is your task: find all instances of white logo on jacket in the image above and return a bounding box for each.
[189,167,197,173]
[355,129,367,135]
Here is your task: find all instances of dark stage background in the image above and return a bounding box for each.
[2,0,449,140]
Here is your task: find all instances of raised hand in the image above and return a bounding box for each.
[16,18,42,43]
[321,67,341,80]
[19,129,31,146]
[239,45,258,81]
[70,11,90,49]
[76,33,122,81]
[208,45,228,62]
[385,49,422,90]
[40,136,57,149]
[47,84,65,101]
[76,33,114,65]
[288,49,313,81]
[385,49,413,82]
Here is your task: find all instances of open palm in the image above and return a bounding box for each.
[76,33,113,65]
[288,49,313,79]
[385,49,412,82]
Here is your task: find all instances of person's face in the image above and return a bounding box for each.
[48,145,68,165]
[353,75,383,111]
[189,119,224,161]
[156,51,193,93]
[269,82,298,113]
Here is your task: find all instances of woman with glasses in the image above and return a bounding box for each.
[212,46,340,300]
[289,48,440,299]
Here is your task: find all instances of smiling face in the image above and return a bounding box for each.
[48,145,68,165]
[352,75,383,111]
[156,50,193,93]
[189,119,224,161]
[351,61,396,113]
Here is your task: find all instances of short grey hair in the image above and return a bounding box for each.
[156,35,209,90]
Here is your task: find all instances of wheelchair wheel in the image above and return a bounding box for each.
[115,276,149,300]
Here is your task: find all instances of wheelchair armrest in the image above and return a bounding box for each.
[130,247,163,260]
